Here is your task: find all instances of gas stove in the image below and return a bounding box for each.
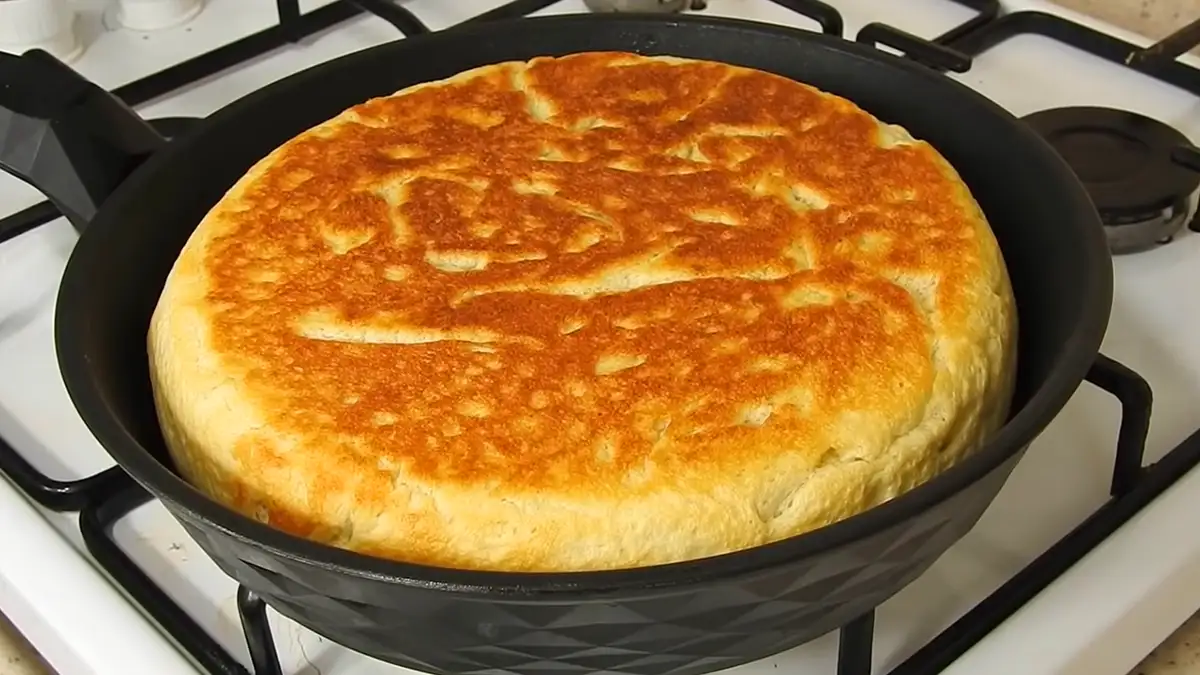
[2,2,1200,675]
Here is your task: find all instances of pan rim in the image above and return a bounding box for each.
[54,12,1112,598]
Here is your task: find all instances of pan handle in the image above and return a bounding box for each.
[0,49,166,232]
[856,23,973,74]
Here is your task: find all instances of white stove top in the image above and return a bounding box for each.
[3,1,1200,674]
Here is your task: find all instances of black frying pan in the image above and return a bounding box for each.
[0,13,1109,675]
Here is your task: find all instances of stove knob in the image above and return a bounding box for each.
[0,0,81,62]
[114,0,204,31]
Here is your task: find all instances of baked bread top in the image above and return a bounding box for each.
[148,52,1017,572]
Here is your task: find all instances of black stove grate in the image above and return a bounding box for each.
[936,0,1001,45]
[948,11,1200,95]
[4,2,1199,675]
[889,356,1159,675]
[81,481,248,675]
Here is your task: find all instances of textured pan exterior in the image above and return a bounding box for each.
[174,450,1021,675]
[147,52,1016,573]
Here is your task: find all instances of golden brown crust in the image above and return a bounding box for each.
[148,52,1017,572]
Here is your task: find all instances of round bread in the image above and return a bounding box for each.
[148,52,1017,573]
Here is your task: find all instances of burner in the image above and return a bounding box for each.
[583,0,701,12]
[1022,106,1200,254]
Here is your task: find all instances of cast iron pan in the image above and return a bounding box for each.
[0,13,1109,675]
